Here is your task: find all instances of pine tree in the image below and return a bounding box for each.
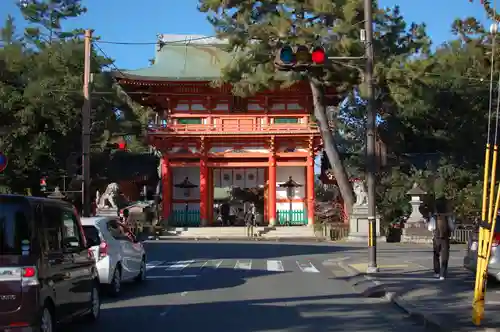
[198,0,428,210]
[17,0,87,44]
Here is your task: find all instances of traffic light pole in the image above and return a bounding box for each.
[364,0,378,273]
[82,29,92,217]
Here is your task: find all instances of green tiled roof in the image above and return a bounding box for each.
[114,42,234,81]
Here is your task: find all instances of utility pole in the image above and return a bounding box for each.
[82,29,92,217]
[365,0,378,273]
[364,0,378,273]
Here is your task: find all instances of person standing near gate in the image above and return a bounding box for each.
[245,201,256,237]
[428,197,456,280]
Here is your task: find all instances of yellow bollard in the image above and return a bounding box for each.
[473,144,498,325]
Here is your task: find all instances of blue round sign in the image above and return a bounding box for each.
[0,153,7,172]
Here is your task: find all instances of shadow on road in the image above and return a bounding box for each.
[144,241,356,261]
[104,266,288,303]
[71,293,410,332]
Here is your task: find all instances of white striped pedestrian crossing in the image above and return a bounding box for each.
[267,260,284,272]
[296,261,320,273]
[234,260,252,270]
[166,260,194,270]
[146,261,164,270]
[147,259,321,274]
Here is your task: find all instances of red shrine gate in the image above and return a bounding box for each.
[113,34,338,226]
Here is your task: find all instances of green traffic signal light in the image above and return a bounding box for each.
[279,46,295,64]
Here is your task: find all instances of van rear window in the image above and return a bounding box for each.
[0,200,32,255]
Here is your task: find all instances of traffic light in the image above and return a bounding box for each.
[40,177,47,192]
[274,45,327,71]
[106,141,127,151]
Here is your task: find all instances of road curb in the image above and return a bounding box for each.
[337,261,448,331]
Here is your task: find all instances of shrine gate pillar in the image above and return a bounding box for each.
[268,155,277,226]
[306,154,315,226]
[200,158,208,226]
[161,156,171,222]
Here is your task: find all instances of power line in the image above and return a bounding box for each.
[92,35,219,46]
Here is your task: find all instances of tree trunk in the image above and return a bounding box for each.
[309,79,354,211]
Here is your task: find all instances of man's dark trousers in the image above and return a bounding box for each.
[433,237,450,277]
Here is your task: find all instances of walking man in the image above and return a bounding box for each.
[428,197,456,280]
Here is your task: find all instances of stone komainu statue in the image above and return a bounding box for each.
[353,180,368,206]
[97,182,120,209]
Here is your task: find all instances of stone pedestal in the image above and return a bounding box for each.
[401,220,433,243]
[347,205,386,242]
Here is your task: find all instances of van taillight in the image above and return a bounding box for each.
[21,266,38,286]
[8,322,29,327]
[22,267,36,278]
[99,241,108,258]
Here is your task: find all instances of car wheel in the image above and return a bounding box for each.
[84,281,100,322]
[109,266,122,296]
[40,305,54,332]
[135,258,146,283]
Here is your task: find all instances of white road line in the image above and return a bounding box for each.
[147,275,199,279]
[166,260,194,270]
[146,261,164,270]
[234,260,252,270]
[267,260,284,272]
[200,260,209,268]
[296,261,320,273]
[322,257,351,265]
[214,260,223,268]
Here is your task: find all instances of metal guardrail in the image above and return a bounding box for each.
[451,228,473,244]
[314,225,473,243]
[315,223,349,241]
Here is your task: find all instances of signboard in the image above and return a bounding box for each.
[0,153,7,173]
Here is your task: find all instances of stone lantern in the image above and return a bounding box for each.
[174,177,198,226]
[401,183,433,243]
[406,183,427,225]
[279,176,302,226]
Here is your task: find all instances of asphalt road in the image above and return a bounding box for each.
[70,241,434,332]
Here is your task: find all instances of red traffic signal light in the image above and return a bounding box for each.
[40,177,47,192]
[311,47,326,64]
[118,141,126,150]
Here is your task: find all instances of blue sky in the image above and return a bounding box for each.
[0,0,488,70]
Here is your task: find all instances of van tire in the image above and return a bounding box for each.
[108,265,122,296]
[39,304,55,332]
[84,280,100,322]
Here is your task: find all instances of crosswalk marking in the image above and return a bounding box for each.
[147,275,199,279]
[147,259,320,273]
[267,260,284,272]
[234,260,252,270]
[296,261,320,273]
[166,260,194,270]
[146,261,164,270]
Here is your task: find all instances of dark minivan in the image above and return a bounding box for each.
[0,195,100,332]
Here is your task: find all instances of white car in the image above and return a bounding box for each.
[80,216,146,296]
